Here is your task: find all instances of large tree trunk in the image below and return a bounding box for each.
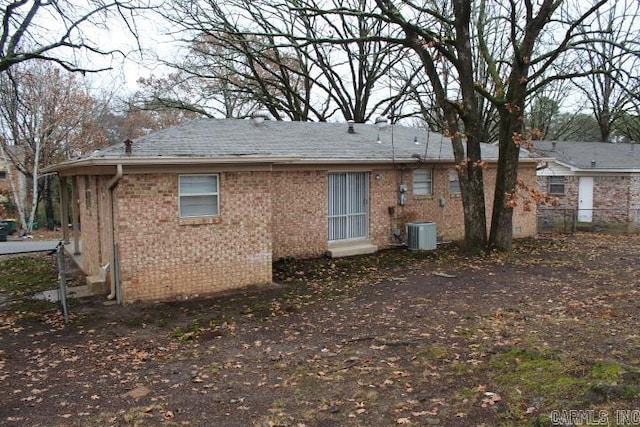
[489,109,521,251]
[489,71,528,251]
[450,0,488,252]
[447,114,488,252]
[461,162,488,251]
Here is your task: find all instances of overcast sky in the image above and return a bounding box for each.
[76,8,182,95]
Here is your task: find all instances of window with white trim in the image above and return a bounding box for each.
[413,168,433,195]
[179,174,220,218]
[548,176,565,195]
[449,169,461,194]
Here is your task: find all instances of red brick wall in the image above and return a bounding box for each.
[0,180,8,193]
[537,174,639,223]
[631,177,640,211]
[271,164,537,256]
[0,163,9,193]
[114,171,273,302]
[272,170,327,259]
[74,163,538,303]
[369,167,402,245]
[398,164,537,241]
[0,160,11,214]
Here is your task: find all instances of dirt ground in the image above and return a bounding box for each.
[1,233,639,427]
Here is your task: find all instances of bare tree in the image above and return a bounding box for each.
[156,0,415,122]
[571,0,640,142]
[118,102,201,139]
[285,0,631,250]
[615,109,640,143]
[0,62,109,231]
[525,80,575,140]
[149,0,635,250]
[0,0,152,74]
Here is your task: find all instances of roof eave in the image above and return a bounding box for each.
[43,154,538,175]
[42,155,304,174]
[572,168,640,173]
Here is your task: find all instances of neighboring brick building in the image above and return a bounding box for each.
[0,156,10,216]
[0,147,25,220]
[533,141,640,227]
[0,156,9,193]
[46,119,539,303]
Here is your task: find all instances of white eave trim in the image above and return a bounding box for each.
[572,168,640,173]
[536,158,640,174]
[43,154,541,174]
[42,155,302,173]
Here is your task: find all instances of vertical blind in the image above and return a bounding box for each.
[328,172,369,241]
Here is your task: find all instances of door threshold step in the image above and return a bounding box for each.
[327,241,378,258]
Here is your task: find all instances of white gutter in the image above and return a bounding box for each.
[107,164,123,301]
[42,155,303,173]
[107,163,123,190]
[43,154,542,174]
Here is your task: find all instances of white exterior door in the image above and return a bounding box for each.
[578,177,594,222]
[328,172,369,241]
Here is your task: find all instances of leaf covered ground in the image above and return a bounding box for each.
[1,233,639,426]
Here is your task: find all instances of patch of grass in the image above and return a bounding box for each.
[490,348,587,405]
[0,254,58,296]
[583,382,639,403]
[0,255,60,315]
[11,299,58,314]
[413,344,451,362]
[582,361,640,404]
[171,319,203,341]
[590,360,627,382]
[487,348,640,425]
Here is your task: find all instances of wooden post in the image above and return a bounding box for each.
[71,176,80,255]
[60,175,70,244]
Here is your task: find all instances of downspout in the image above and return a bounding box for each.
[107,164,123,301]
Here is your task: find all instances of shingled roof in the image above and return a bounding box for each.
[532,140,640,170]
[48,119,540,172]
[95,119,479,162]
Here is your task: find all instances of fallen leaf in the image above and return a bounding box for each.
[433,272,456,278]
[481,391,501,407]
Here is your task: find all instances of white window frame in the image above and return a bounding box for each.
[413,168,433,195]
[449,169,461,194]
[179,174,220,218]
[548,176,565,195]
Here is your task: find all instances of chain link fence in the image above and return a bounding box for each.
[537,208,640,234]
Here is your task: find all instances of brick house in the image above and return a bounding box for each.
[0,155,10,215]
[533,141,640,226]
[0,146,25,219]
[0,155,9,193]
[46,119,539,303]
